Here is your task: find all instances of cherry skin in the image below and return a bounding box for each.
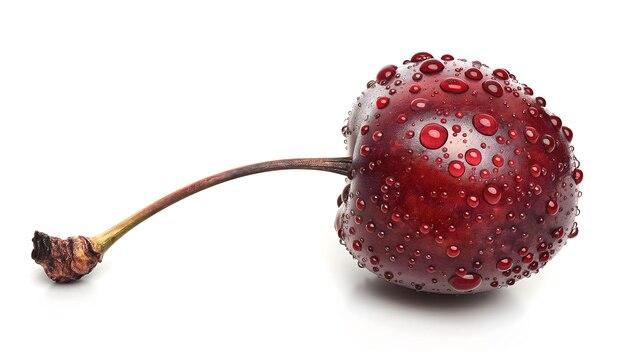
[335,53,582,294]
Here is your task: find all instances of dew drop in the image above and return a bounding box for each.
[420,59,445,74]
[492,154,504,167]
[376,97,390,109]
[536,97,547,106]
[410,98,429,111]
[542,134,556,153]
[493,68,510,80]
[551,227,564,239]
[573,169,583,184]
[355,197,366,211]
[466,195,480,208]
[376,65,398,82]
[465,68,483,80]
[472,113,498,136]
[524,127,539,144]
[441,54,454,61]
[483,184,502,205]
[412,72,424,81]
[550,116,563,129]
[411,52,434,62]
[419,123,448,149]
[465,148,482,166]
[568,223,579,238]
[372,131,383,141]
[496,257,513,271]
[396,114,407,124]
[546,199,559,215]
[446,245,461,258]
[562,126,573,142]
[448,160,465,177]
[409,84,421,93]
[360,145,370,157]
[352,241,362,251]
[360,125,369,135]
[440,78,469,94]
[448,273,482,292]
[529,164,541,178]
[384,271,394,280]
[482,80,503,97]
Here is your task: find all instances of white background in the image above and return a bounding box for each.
[1,1,623,350]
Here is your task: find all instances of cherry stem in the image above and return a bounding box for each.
[92,157,352,253]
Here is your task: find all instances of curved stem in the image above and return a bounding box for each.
[92,157,352,253]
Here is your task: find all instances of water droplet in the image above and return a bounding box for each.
[411,52,434,62]
[370,256,379,265]
[466,195,480,208]
[420,59,445,74]
[522,253,534,264]
[573,169,583,184]
[492,154,504,167]
[529,164,541,177]
[524,127,539,144]
[356,197,366,211]
[448,160,465,177]
[419,123,448,149]
[562,126,573,142]
[412,72,424,81]
[372,131,383,141]
[352,240,362,251]
[483,184,502,205]
[360,125,370,135]
[524,86,534,95]
[376,65,398,82]
[384,271,394,280]
[465,148,482,166]
[465,68,483,80]
[409,84,421,93]
[542,134,556,152]
[406,130,415,138]
[493,68,510,80]
[448,273,482,292]
[496,257,513,271]
[410,98,429,111]
[569,223,579,238]
[482,80,503,97]
[440,78,469,93]
[550,115,562,129]
[441,54,454,61]
[551,227,564,239]
[376,97,390,109]
[472,113,498,136]
[446,245,460,258]
[396,114,407,124]
[427,265,436,273]
[518,247,529,256]
[360,145,371,157]
[537,242,548,252]
[546,199,559,215]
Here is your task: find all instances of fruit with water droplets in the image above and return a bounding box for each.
[336,52,582,294]
[32,51,582,295]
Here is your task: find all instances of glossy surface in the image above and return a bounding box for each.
[336,53,582,293]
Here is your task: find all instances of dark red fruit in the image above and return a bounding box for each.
[335,52,581,294]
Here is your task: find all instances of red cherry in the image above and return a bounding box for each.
[336,52,582,294]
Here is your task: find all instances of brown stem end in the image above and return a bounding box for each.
[32,231,103,283]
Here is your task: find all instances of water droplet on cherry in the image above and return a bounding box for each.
[419,123,448,149]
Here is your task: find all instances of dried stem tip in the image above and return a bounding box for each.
[32,231,103,283]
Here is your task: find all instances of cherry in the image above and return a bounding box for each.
[32,52,582,295]
[335,52,582,293]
